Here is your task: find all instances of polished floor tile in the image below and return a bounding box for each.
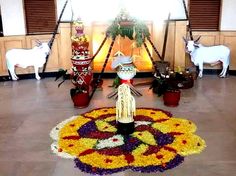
[0,75,236,175]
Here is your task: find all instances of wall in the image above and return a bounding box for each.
[1,0,188,35]
[220,0,236,30]
[0,0,25,36]
[56,0,187,22]
[0,1,236,76]
[1,0,236,35]
[1,21,236,77]
[0,21,187,75]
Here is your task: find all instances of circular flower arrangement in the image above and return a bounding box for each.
[50,107,206,175]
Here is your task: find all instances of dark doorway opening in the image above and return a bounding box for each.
[0,7,3,36]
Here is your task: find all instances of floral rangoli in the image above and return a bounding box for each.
[50,107,206,175]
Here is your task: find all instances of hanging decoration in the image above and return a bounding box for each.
[106,9,150,47]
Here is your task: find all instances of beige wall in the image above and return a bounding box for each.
[1,21,236,77]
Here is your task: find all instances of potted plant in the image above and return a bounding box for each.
[70,66,92,108]
[171,71,194,89]
[150,71,181,107]
[163,87,181,107]
[70,85,90,108]
[55,67,92,108]
[55,18,93,108]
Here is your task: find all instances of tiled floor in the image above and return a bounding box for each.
[0,75,236,176]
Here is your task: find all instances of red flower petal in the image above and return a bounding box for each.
[156,154,163,159]
[98,147,123,156]
[112,138,118,142]
[156,119,169,123]
[105,158,113,163]
[86,131,114,139]
[125,153,135,164]
[79,149,95,156]
[143,146,161,156]
[167,132,184,136]
[63,136,80,140]
[134,115,154,122]
[163,146,177,153]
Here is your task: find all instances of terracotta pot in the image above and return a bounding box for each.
[70,88,90,108]
[71,69,93,87]
[163,89,181,107]
[72,41,89,51]
[71,57,92,71]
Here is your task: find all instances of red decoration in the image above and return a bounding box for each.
[144,146,160,155]
[156,155,164,159]
[79,149,95,156]
[105,159,113,163]
[124,154,135,164]
[71,91,90,108]
[71,57,92,71]
[62,136,81,140]
[112,138,119,142]
[163,146,177,153]
[120,79,133,84]
[98,147,123,156]
[163,90,181,107]
[70,19,93,108]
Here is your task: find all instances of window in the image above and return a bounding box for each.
[189,0,221,31]
[24,0,57,34]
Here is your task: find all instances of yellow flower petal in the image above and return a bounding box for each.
[152,118,197,133]
[132,131,156,145]
[168,133,206,156]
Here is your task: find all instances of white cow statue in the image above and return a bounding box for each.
[6,40,50,80]
[183,37,230,78]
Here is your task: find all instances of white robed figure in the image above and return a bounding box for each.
[116,84,136,129]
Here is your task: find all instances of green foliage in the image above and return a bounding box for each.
[106,11,150,47]
[113,76,121,88]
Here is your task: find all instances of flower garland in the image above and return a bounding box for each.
[50,107,206,175]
